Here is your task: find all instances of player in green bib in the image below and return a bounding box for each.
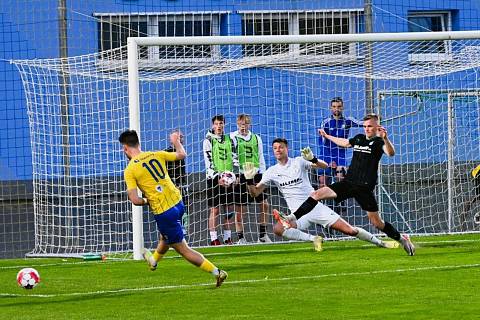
[203,115,237,245]
[230,114,271,243]
[210,135,234,172]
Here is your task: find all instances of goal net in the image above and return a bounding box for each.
[12,31,480,258]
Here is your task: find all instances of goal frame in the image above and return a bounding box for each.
[127,30,480,260]
[377,89,480,234]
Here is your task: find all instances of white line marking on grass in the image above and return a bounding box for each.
[199,238,480,258]
[0,247,327,270]
[0,238,478,270]
[1,263,479,298]
[0,259,127,270]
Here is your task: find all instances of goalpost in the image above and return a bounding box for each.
[12,30,480,259]
[377,89,480,235]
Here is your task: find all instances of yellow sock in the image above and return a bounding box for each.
[199,259,217,274]
[153,251,164,262]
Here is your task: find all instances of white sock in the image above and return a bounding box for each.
[224,230,232,240]
[355,227,383,246]
[210,231,218,241]
[282,228,315,241]
[212,268,219,276]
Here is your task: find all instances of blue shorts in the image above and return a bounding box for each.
[153,201,185,244]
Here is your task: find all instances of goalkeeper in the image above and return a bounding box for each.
[119,129,227,287]
[283,114,415,256]
[245,138,398,251]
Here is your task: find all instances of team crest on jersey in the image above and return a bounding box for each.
[156,185,163,192]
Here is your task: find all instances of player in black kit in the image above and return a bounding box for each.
[282,114,415,255]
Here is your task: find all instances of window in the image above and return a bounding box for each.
[95,13,222,60]
[298,12,356,56]
[97,16,148,58]
[98,18,147,51]
[242,13,290,56]
[157,16,217,59]
[407,11,452,62]
[240,10,361,60]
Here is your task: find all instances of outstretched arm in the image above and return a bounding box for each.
[301,147,328,169]
[170,131,186,160]
[312,159,328,169]
[318,129,351,148]
[378,126,395,156]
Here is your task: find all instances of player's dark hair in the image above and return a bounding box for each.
[272,138,288,146]
[330,97,343,105]
[118,130,140,147]
[212,115,225,123]
[363,113,380,121]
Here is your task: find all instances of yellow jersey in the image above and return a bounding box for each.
[124,151,182,214]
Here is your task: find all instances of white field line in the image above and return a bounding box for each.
[0,238,478,270]
[1,263,479,298]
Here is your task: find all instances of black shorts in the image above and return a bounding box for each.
[206,178,235,208]
[233,173,267,205]
[327,180,378,212]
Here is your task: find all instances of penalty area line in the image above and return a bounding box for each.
[1,263,479,298]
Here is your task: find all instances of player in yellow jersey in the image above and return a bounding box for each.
[119,129,227,287]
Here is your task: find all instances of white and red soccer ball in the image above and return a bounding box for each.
[16,268,40,289]
[220,171,236,187]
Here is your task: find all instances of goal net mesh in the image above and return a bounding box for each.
[12,36,480,256]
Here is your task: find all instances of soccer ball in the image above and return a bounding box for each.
[16,268,40,289]
[220,171,236,187]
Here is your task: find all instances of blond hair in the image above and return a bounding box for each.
[237,114,251,123]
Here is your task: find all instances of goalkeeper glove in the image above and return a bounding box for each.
[301,146,318,164]
[242,162,258,185]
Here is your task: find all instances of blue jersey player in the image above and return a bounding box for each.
[317,97,362,186]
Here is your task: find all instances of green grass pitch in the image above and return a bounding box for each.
[1,234,479,320]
